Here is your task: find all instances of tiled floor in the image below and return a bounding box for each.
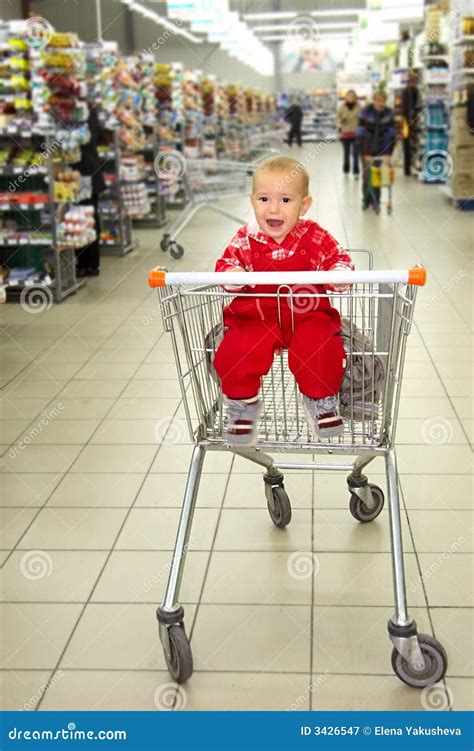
[0,143,472,712]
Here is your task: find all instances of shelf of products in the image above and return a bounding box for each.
[0,22,95,302]
[442,0,474,208]
[97,130,136,254]
[418,53,450,182]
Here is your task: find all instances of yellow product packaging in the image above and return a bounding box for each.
[370,166,381,187]
[8,37,27,51]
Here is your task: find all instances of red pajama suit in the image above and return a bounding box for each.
[213,220,354,400]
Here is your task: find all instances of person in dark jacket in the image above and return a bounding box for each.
[285,101,303,147]
[75,103,105,277]
[401,70,421,176]
[356,90,396,210]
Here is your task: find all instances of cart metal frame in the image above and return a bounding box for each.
[148,261,447,688]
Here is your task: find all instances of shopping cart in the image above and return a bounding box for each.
[362,158,395,215]
[148,260,448,689]
[159,158,258,260]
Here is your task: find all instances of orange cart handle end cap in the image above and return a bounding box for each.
[408,267,427,286]
[149,269,166,287]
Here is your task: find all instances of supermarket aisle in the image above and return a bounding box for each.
[0,143,472,712]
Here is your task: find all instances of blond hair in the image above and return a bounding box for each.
[252,156,310,196]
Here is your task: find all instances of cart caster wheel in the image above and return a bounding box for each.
[169,242,184,259]
[164,625,193,683]
[265,484,292,528]
[387,206,392,215]
[391,634,448,688]
[349,484,384,522]
[160,234,170,252]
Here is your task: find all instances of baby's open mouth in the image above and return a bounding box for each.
[266,219,284,228]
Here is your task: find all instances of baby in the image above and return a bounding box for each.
[213,155,354,445]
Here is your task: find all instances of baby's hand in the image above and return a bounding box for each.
[331,284,350,293]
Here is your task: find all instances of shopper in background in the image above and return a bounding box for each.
[401,70,421,176]
[74,102,105,277]
[357,90,396,210]
[336,89,360,177]
[284,100,303,147]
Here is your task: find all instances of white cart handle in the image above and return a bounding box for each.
[149,267,426,288]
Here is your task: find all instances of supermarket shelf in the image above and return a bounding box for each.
[0,164,48,175]
[0,202,47,211]
[0,237,52,247]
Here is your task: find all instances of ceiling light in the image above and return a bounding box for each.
[121,0,201,42]
[253,22,356,32]
[243,11,297,21]
[260,33,352,41]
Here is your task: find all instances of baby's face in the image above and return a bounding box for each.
[251,171,312,244]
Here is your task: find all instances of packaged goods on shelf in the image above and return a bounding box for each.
[56,205,95,249]
[440,0,474,206]
[451,104,473,146]
[121,182,150,217]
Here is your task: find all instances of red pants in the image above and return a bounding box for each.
[214,302,345,400]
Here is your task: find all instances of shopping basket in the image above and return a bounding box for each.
[148,260,448,688]
[160,157,259,260]
[362,158,395,215]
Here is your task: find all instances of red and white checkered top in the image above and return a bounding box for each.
[215,219,354,290]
